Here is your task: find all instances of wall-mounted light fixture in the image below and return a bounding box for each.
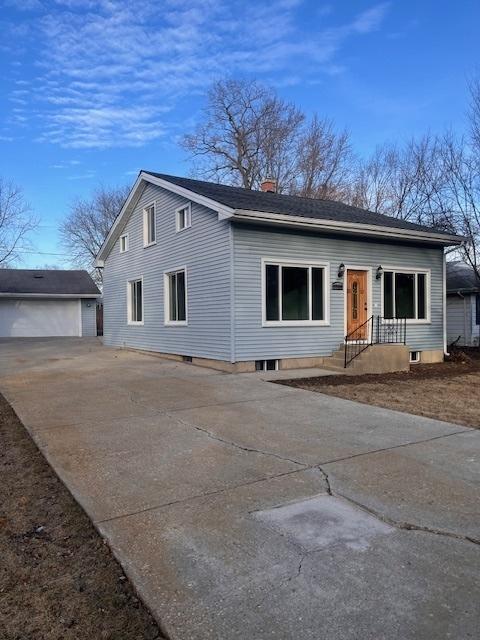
[376,265,383,280]
[337,263,345,278]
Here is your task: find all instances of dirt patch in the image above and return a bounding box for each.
[0,394,164,640]
[277,349,480,429]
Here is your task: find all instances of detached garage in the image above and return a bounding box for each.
[0,269,100,338]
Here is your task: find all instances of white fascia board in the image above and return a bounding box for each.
[0,293,101,299]
[232,209,464,246]
[96,172,236,265]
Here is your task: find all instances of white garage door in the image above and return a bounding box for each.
[0,299,80,337]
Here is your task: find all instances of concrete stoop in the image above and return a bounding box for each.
[321,343,410,375]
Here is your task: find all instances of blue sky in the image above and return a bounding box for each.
[0,0,478,267]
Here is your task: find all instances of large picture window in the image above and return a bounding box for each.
[263,261,328,325]
[383,269,428,321]
[165,268,187,324]
[128,278,143,324]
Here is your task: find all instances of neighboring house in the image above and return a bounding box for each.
[446,262,480,346]
[0,269,100,338]
[96,171,462,371]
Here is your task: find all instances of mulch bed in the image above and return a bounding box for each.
[276,347,480,389]
[0,394,165,640]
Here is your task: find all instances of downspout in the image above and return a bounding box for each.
[443,242,466,357]
[443,250,449,356]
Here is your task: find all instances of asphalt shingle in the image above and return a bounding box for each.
[146,171,455,236]
[0,269,100,296]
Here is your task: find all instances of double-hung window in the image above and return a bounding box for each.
[165,268,187,324]
[120,233,129,253]
[383,269,429,321]
[263,260,328,325]
[176,203,191,232]
[143,203,156,246]
[128,278,143,324]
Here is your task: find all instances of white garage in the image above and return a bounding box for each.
[0,299,81,337]
[0,269,100,338]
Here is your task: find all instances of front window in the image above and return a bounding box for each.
[143,203,156,246]
[264,261,327,325]
[383,270,428,320]
[128,278,143,324]
[165,269,187,324]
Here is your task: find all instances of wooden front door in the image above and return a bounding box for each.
[346,270,368,339]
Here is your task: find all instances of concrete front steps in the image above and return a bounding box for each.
[320,343,410,375]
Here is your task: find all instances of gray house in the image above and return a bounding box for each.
[0,269,100,337]
[96,171,461,371]
[446,262,480,346]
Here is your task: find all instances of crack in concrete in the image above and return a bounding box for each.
[95,466,311,525]
[319,428,471,466]
[183,420,306,468]
[329,485,480,547]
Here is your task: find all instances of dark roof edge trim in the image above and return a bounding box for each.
[0,293,101,299]
[233,209,464,246]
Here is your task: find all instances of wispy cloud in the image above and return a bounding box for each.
[4,1,390,149]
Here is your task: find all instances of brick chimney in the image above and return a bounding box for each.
[260,178,277,193]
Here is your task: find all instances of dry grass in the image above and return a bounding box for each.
[0,393,164,640]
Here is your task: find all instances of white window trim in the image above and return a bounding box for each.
[127,276,144,325]
[143,201,157,248]
[409,350,421,363]
[119,232,129,253]
[164,266,188,326]
[380,266,431,324]
[261,258,330,327]
[175,202,192,232]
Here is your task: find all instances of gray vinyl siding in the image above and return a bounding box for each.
[232,224,445,361]
[446,293,477,346]
[81,299,97,336]
[103,183,231,360]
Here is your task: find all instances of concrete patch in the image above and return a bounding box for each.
[253,494,394,552]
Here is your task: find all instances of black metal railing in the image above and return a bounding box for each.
[344,316,407,368]
[344,315,374,368]
[375,316,407,345]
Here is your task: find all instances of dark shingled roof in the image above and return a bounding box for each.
[0,269,100,296]
[446,262,480,293]
[145,171,455,236]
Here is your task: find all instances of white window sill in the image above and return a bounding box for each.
[176,225,191,233]
[383,319,431,325]
[262,320,330,327]
[143,241,157,248]
[120,249,128,254]
[165,321,188,327]
[128,321,144,326]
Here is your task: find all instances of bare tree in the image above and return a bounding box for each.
[182,79,304,191]
[438,132,480,278]
[0,178,37,267]
[348,135,450,229]
[59,185,129,283]
[291,116,353,200]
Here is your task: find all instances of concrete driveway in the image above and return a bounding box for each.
[1,338,479,639]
